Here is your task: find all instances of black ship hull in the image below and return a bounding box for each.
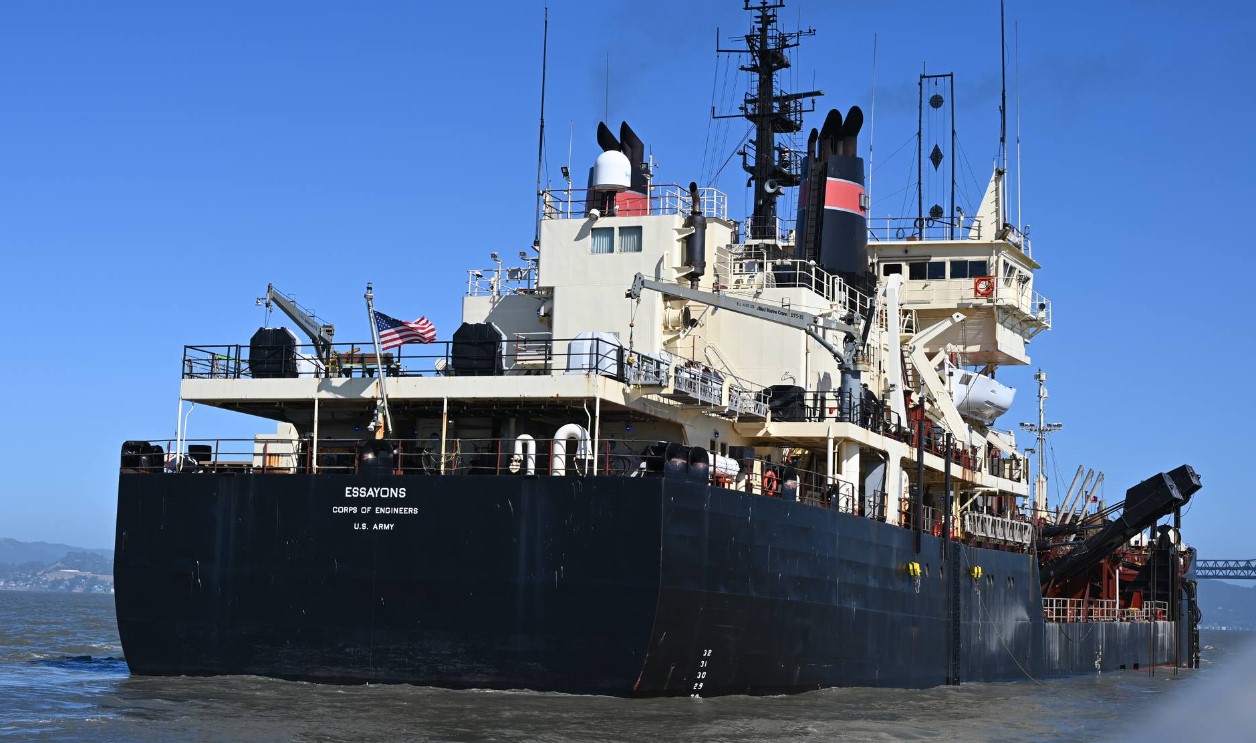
[115,473,1184,696]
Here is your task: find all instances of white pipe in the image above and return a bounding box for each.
[179,403,195,459]
[593,396,601,475]
[440,397,448,475]
[550,423,591,476]
[313,395,320,473]
[513,434,537,476]
[174,396,184,455]
[826,430,835,487]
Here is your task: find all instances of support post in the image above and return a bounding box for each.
[593,394,602,476]
[440,397,449,475]
[839,440,861,514]
[914,410,925,554]
[312,395,320,473]
[945,431,960,685]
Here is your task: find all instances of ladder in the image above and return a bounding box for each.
[800,162,825,263]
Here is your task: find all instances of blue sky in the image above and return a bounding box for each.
[1,0,1253,558]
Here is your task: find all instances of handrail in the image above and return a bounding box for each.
[539,183,729,222]
[1042,597,1169,623]
[119,436,882,520]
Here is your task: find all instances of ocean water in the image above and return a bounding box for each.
[1,591,1251,742]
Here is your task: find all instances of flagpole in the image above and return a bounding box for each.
[364,282,394,437]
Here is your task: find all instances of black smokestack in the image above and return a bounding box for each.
[596,121,620,153]
[619,121,646,192]
[796,108,869,278]
[684,181,707,289]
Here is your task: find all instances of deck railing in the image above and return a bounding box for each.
[183,336,666,382]
[119,436,887,518]
[540,184,728,222]
[1042,597,1169,623]
[179,339,1025,489]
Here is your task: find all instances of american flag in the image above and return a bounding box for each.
[373,310,436,350]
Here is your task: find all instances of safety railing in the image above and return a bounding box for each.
[540,184,728,222]
[183,336,670,383]
[867,216,975,243]
[992,277,1052,329]
[713,246,874,314]
[727,385,770,419]
[1043,598,1169,623]
[740,215,795,244]
[673,365,724,406]
[120,435,887,519]
[1043,598,1118,623]
[465,264,538,297]
[905,505,944,535]
[962,511,1034,546]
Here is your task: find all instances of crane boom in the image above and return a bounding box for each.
[627,272,861,357]
[260,283,336,366]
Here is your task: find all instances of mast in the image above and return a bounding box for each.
[715,1,821,241]
[997,0,1008,229]
[1020,369,1061,522]
[532,4,549,249]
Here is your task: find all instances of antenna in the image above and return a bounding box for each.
[532,4,549,249]
[1015,20,1022,233]
[868,33,877,214]
[998,0,1008,227]
[565,119,573,220]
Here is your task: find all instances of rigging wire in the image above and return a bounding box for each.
[702,49,732,185]
[710,54,737,187]
[956,138,987,219]
[1048,438,1064,513]
[708,127,753,189]
[872,133,917,175]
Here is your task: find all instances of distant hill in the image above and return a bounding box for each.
[0,538,114,593]
[1196,580,1256,630]
[0,538,112,568]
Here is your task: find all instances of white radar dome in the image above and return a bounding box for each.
[592,150,631,191]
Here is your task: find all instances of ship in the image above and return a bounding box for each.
[114,1,1204,696]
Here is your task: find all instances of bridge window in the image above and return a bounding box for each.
[908,261,945,280]
[881,263,903,276]
[949,260,989,279]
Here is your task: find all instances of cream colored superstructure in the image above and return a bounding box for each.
[178,175,1046,542]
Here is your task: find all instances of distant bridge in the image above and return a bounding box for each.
[1194,559,1256,579]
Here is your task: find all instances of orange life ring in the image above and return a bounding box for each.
[762,469,780,497]
[974,276,994,298]
[932,523,943,538]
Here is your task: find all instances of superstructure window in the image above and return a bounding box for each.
[590,226,643,254]
[908,261,945,280]
[881,263,903,276]
[591,227,614,254]
[618,226,643,253]
[949,260,989,279]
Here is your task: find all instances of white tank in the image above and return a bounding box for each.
[952,370,1015,426]
[592,150,631,191]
